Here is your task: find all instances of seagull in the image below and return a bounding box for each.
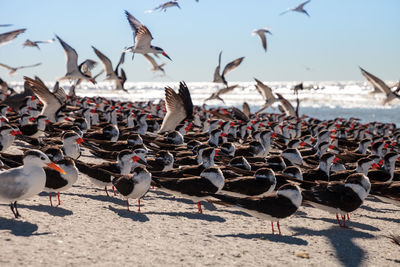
[124,10,171,60]
[0,29,25,47]
[0,149,65,218]
[146,1,181,13]
[143,54,166,75]
[360,67,400,104]
[204,84,238,103]
[213,51,244,86]
[254,78,278,114]
[22,38,55,50]
[280,0,311,17]
[0,62,41,76]
[56,35,96,84]
[252,28,272,52]
[92,46,127,91]
[158,81,193,133]
[24,76,67,122]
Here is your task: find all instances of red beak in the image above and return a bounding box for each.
[76,138,84,144]
[300,142,306,147]
[372,163,380,170]
[221,132,227,137]
[215,149,220,156]
[7,107,12,112]
[333,157,340,164]
[45,119,50,124]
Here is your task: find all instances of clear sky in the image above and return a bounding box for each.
[1,0,399,82]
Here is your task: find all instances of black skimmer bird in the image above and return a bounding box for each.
[43,149,78,206]
[143,54,166,75]
[19,115,49,138]
[0,125,21,152]
[302,173,371,227]
[252,28,272,52]
[124,10,171,60]
[302,152,336,181]
[112,165,152,212]
[56,35,96,84]
[75,150,145,196]
[22,38,55,50]
[212,51,244,86]
[204,85,238,103]
[360,67,400,104]
[152,167,225,213]
[0,28,26,47]
[280,0,311,17]
[146,1,181,13]
[0,149,65,218]
[222,168,277,197]
[24,76,67,122]
[92,46,127,91]
[61,131,84,160]
[212,183,302,235]
[147,151,174,172]
[0,81,34,112]
[254,78,278,114]
[0,62,42,76]
[158,81,193,133]
[367,152,400,183]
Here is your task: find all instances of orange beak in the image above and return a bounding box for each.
[46,162,66,175]
[76,138,84,144]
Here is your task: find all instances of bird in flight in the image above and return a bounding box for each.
[280,0,311,17]
[124,10,171,61]
[252,28,272,52]
[143,54,166,75]
[0,62,41,75]
[23,38,55,50]
[213,51,244,86]
[146,1,181,13]
[0,28,26,47]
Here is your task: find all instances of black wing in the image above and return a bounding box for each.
[178,81,193,120]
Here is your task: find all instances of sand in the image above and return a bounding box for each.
[0,144,399,267]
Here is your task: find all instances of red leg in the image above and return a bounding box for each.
[271,221,275,234]
[49,194,53,207]
[138,199,141,212]
[112,186,116,196]
[341,215,346,228]
[105,186,110,197]
[126,199,130,211]
[57,192,61,206]
[197,202,203,213]
[336,214,342,226]
[277,221,282,235]
[347,214,350,220]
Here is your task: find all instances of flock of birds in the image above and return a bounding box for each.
[0,2,399,238]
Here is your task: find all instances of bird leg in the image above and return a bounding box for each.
[138,199,141,212]
[57,192,61,206]
[347,214,350,220]
[126,199,130,211]
[104,186,110,197]
[341,215,347,228]
[112,186,116,196]
[336,214,342,227]
[197,202,203,213]
[14,202,21,218]
[10,203,18,218]
[49,194,53,207]
[271,221,275,234]
[277,221,282,235]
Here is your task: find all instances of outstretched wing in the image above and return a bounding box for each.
[92,46,114,76]
[0,63,12,71]
[213,51,223,82]
[17,62,42,70]
[222,57,244,77]
[254,78,275,100]
[0,29,26,46]
[360,67,392,96]
[158,87,187,133]
[56,35,79,74]
[125,10,153,49]
[178,81,193,120]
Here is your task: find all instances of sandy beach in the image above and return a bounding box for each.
[1,143,399,267]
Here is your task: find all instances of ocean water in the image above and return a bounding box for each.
[9,80,400,125]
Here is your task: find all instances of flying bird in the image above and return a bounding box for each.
[159,81,193,133]
[213,51,244,86]
[146,1,181,13]
[275,93,297,117]
[252,28,272,52]
[204,84,238,103]
[92,46,127,91]
[143,54,166,75]
[280,0,311,17]
[0,62,41,75]
[22,38,55,50]
[0,24,13,27]
[56,35,96,84]
[360,67,400,105]
[124,10,171,60]
[0,28,26,47]
[254,78,278,114]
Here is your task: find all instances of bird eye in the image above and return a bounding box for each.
[40,156,45,160]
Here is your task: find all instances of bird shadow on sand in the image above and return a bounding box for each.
[18,204,73,217]
[291,226,375,267]
[63,192,126,206]
[215,232,308,245]
[0,217,50,237]
[108,205,149,222]
[146,210,226,222]
[361,214,400,224]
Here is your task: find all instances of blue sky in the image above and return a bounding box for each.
[1,0,399,82]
